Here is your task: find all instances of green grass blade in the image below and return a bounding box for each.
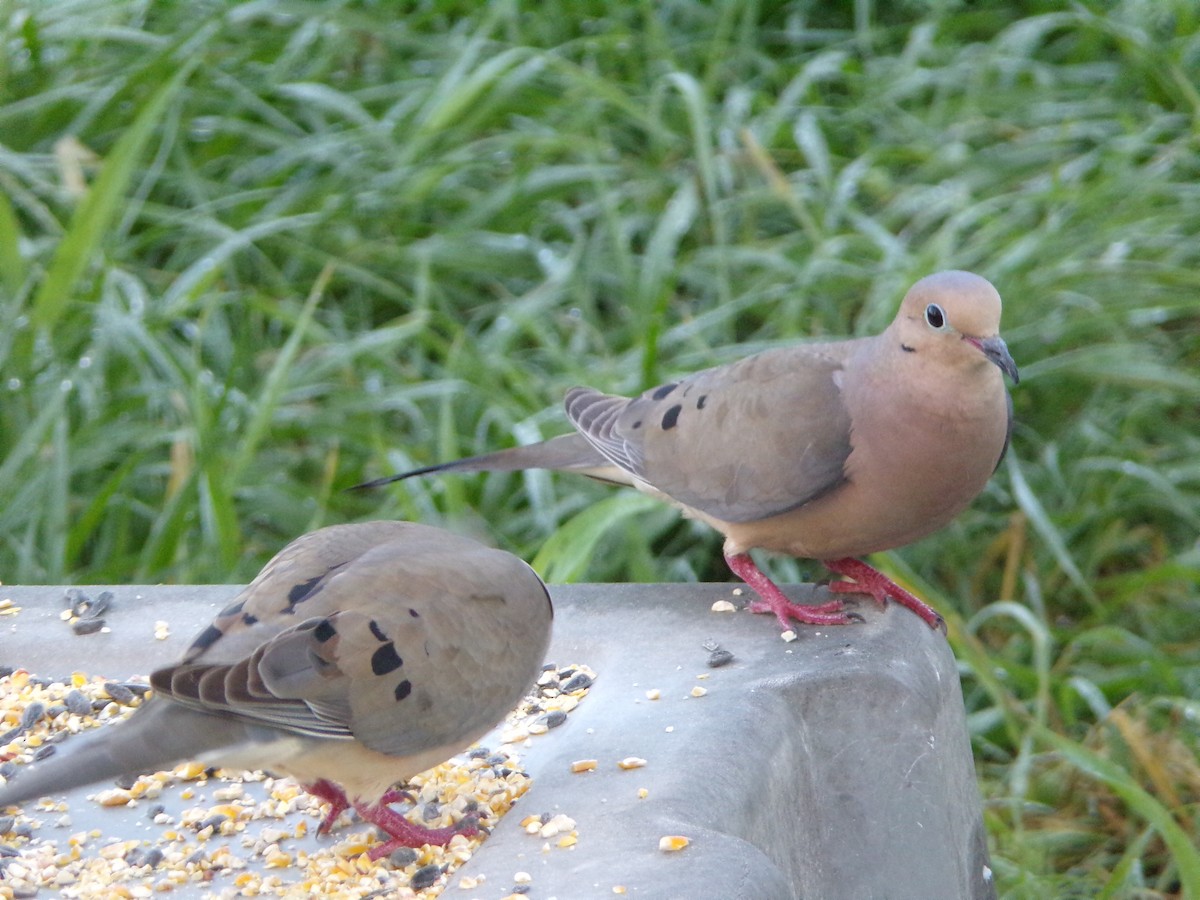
[1006,453,1098,605]
[1035,724,1200,898]
[533,493,661,583]
[0,187,27,296]
[29,61,195,331]
[227,263,332,486]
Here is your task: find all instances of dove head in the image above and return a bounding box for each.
[892,270,1019,384]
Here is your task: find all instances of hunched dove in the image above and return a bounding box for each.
[0,521,553,858]
[360,270,1018,633]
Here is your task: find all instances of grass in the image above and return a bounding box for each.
[2,0,1198,894]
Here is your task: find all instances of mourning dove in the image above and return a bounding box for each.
[359,271,1018,634]
[0,521,553,858]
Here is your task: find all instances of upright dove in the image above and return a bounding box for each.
[0,521,553,859]
[359,271,1018,633]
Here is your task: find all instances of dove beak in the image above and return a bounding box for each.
[966,335,1019,384]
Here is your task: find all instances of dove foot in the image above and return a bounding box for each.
[356,801,480,860]
[308,779,418,835]
[725,552,860,630]
[307,779,351,834]
[823,557,946,633]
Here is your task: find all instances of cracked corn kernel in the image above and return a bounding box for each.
[659,835,690,852]
[94,788,135,807]
[570,759,597,773]
[175,760,207,780]
[711,599,737,612]
[617,757,647,770]
[644,688,661,700]
[690,686,708,698]
[539,814,576,837]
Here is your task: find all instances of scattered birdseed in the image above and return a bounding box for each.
[539,710,568,729]
[637,788,649,799]
[706,648,735,668]
[63,589,113,621]
[780,630,798,643]
[617,757,646,770]
[560,672,593,693]
[0,598,20,617]
[64,689,92,716]
[411,862,443,890]
[658,835,690,852]
[102,682,136,705]
[710,600,736,613]
[0,661,597,897]
[19,702,45,729]
[570,759,598,774]
[644,689,661,701]
[689,686,708,698]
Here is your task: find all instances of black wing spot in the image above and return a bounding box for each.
[651,382,678,400]
[661,404,682,430]
[394,679,413,702]
[313,619,337,642]
[241,613,259,626]
[696,395,707,409]
[372,643,404,676]
[900,343,916,353]
[369,619,388,642]
[286,575,324,609]
[631,420,642,429]
[189,624,224,653]
[218,599,245,619]
[408,608,420,618]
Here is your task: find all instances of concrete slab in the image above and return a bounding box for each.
[1,583,995,899]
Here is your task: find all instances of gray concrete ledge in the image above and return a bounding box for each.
[1,583,995,900]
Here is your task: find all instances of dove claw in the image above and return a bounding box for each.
[823,558,945,631]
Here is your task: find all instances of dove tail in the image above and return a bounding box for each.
[351,434,610,492]
[0,701,240,809]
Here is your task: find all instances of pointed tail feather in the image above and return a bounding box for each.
[351,434,616,491]
[0,701,250,808]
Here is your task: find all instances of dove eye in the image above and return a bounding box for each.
[924,303,947,330]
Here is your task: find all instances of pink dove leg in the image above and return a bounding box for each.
[823,557,946,632]
[308,779,473,858]
[306,779,351,834]
[725,552,858,629]
[355,799,480,860]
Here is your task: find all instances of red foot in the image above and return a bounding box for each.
[354,800,479,860]
[823,557,946,632]
[306,779,351,835]
[725,552,858,630]
[305,779,478,860]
